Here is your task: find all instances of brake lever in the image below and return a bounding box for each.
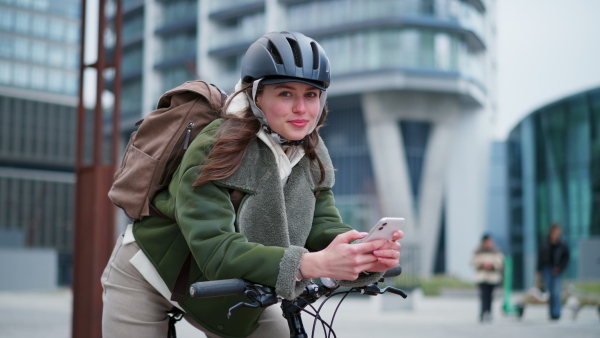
[379,286,408,298]
[227,284,279,318]
[227,301,259,319]
[357,283,408,298]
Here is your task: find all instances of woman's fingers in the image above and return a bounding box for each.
[313,229,403,280]
[373,248,400,259]
[333,230,367,244]
[391,230,404,241]
[364,255,400,272]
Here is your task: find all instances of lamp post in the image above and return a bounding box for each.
[72,0,122,336]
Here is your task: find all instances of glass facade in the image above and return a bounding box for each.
[0,0,80,96]
[320,95,378,229]
[0,97,78,286]
[208,0,486,94]
[287,0,485,85]
[286,0,485,39]
[0,173,74,251]
[154,0,198,95]
[0,96,77,168]
[320,29,484,87]
[507,86,600,288]
[400,120,432,213]
[119,0,144,120]
[209,12,265,51]
[0,0,80,286]
[209,0,261,13]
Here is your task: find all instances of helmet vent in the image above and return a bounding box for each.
[267,41,283,64]
[286,38,303,68]
[310,42,319,70]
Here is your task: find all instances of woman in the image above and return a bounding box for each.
[471,234,504,322]
[101,31,402,338]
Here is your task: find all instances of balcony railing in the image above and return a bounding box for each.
[209,0,264,14]
[155,0,197,30]
[209,12,265,52]
[318,28,485,87]
[286,0,485,48]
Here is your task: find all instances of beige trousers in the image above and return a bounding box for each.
[101,235,289,338]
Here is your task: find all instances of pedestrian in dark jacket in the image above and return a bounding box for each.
[536,223,570,320]
[101,31,403,338]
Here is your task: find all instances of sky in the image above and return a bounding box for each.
[494,0,600,140]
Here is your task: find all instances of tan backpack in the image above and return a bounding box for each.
[108,80,227,220]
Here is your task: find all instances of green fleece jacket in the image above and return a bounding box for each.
[133,119,382,337]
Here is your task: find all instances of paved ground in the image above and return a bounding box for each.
[0,288,598,338]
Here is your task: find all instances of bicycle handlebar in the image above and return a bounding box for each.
[188,266,407,337]
[189,278,247,298]
[382,265,402,278]
[189,265,404,300]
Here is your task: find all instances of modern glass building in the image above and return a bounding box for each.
[0,0,81,286]
[485,141,509,252]
[112,0,496,279]
[507,86,600,289]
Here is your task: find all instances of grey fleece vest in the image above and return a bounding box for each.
[215,137,335,248]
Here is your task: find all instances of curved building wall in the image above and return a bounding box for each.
[507,86,600,289]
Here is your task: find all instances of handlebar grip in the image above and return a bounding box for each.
[385,286,408,298]
[382,265,402,278]
[189,279,247,298]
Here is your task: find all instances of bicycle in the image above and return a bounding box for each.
[188,266,407,338]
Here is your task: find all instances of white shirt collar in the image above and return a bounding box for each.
[257,128,305,184]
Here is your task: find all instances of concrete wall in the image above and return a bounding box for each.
[578,237,600,280]
[0,248,58,291]
[362,91,491,279]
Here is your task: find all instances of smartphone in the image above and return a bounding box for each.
[362,217,404,242]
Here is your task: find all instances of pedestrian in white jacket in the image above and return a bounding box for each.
[471,234,504,322]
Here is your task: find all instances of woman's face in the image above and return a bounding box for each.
[256,82,321,141]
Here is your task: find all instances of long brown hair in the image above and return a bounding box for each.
[193,83,329,187]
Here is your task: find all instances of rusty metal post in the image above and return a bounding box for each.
[72,0,122,337]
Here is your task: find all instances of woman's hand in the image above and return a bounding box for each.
[299,230,403,281]
[364,230,402,273]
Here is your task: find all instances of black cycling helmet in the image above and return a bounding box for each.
[241,31,330,90]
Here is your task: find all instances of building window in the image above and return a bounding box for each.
[399,120,432,212]
[47,69,63,93]
[321,95,375,197]
[48,17,66,41]
[160,66,190,93]
[13,63,29,88]
[0,36,12,58]
[31,14,48,38]
[64,72,78,95]
[32,0,50,11]
[48,45,64,67]
[65,21,79,44]
[0,8,14,30]
[15,11,30,34]
[318,29,482,83]
[14,38,29,61]
[30,66,46,90]
[0,61,11,84]
[30,41,47,64]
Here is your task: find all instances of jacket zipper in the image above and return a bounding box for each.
[183,122,193,150]
[159,122,194,185]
